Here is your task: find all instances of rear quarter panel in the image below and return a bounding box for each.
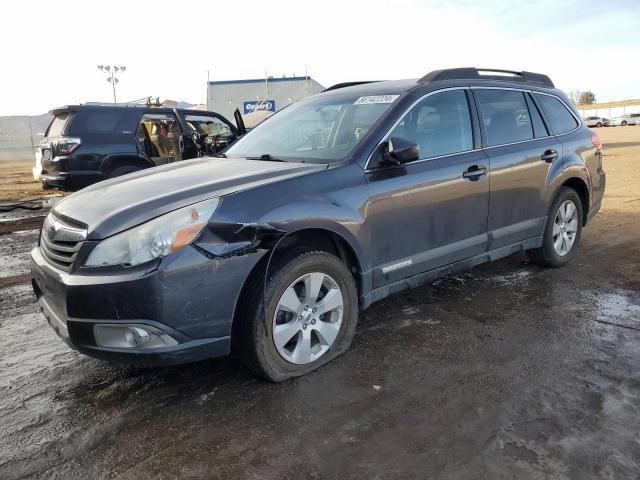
[556,126,604,217]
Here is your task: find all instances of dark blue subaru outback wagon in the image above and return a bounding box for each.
[31,68,606,381]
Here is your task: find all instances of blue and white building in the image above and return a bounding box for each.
[207,76,325,119]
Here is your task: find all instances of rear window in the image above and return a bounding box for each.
[46,113,70,137]
[534,94,578,135]
[73,110,125,134]
[475,89,533,146]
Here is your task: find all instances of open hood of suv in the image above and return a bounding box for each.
[53,157,324,239]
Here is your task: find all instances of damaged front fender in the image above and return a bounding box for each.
[194,222,286,258]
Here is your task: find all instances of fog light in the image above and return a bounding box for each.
[94,324,178,349]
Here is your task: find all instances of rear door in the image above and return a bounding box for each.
[366,88,490,288]
[474,88,561,249]
[136,112,182,165]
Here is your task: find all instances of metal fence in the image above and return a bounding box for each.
[0,114,51,162]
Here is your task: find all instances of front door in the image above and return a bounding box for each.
[181,113,238,157]
[365,88,490,288]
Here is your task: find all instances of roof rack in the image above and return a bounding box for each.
[418,68,554,88]
[323,81,380,92]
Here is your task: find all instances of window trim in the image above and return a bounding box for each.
[364,86,581,171]
[364,87,478,171]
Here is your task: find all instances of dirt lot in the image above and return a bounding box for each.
[1,127,639,479]
[0,161,47,201]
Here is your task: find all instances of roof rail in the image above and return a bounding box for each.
[323,81,380,92]
[418,68,554,88]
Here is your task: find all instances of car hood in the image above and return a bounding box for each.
[53,157,325,239]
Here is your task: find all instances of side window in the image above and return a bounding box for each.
[525,93,548,138]
[534,94,578,135]
[76,110,124,134]
[184,114,236,153]
[475,89,533,146]
[184,115,232,137]
[388,89,473,159]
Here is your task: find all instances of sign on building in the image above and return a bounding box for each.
[243,100,276,114]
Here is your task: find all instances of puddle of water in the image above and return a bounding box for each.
[597,291,640,328]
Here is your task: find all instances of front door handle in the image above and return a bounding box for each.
[463,164,487,180]
[541,149,558,163]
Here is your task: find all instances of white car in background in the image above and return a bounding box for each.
[609,113,640,126]
[584,116,608,127]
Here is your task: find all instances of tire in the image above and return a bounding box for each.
[235,250,359,382]
[109,165,143,179]
[527,187,583,268]
[622,121,628,126]
[596,122,602,128]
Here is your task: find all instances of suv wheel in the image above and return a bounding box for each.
[596,122,602,127]
[527,187,583,267]
[109,165,143,179]
[621,121,628,126]
[236,250,358,382]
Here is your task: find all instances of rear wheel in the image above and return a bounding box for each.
[527,187,583,267]
[236,250,358,382]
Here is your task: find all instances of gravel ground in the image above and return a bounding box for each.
[0,127,639,479]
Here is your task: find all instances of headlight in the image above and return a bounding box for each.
[84,198,220,267]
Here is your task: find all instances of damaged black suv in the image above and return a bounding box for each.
[31,68,605,381]
[36,103,245,190]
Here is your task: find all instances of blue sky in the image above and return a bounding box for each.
[1,0,639,115]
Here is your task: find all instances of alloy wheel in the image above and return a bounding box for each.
[272,272,344,365]
[553,200,579,256]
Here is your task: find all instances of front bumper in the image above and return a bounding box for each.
[31,243,265,366]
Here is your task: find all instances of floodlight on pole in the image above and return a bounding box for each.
[97,65,127,103]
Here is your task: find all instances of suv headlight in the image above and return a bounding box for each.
[84,198,220,267]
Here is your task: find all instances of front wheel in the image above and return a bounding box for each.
[596,122,602,127]
[621,121,628,126]
[527,187,583,267]
[236,250,359,382]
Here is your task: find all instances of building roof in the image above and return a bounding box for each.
[208,76,317,86]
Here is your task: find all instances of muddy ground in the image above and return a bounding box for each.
[1,127,639,479]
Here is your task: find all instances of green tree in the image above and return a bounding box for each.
[578,91,596,105]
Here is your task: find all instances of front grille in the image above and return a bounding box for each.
[40,214,87,271]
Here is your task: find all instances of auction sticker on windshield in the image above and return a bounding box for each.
[354,95,400,105]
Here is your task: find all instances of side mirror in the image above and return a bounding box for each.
[383,137,420,165]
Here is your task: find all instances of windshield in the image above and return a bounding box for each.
[225,94,399,163]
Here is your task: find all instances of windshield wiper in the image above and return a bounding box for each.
[246,154,286,162]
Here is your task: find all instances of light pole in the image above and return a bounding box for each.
[97,65,127,103]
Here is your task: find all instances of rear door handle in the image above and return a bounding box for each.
[463,164,487,180]
[541,149,558,163]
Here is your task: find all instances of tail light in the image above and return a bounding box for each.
[58,137,81,155]
[591,130,602,153]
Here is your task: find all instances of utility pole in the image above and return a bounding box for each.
[97,65,127,103]
[206,70,211,110]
